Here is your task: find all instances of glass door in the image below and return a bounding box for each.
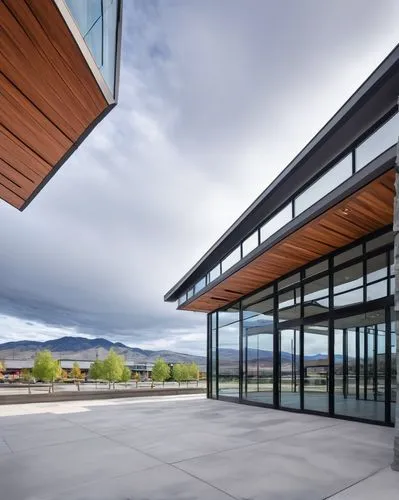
[279,329,300,409]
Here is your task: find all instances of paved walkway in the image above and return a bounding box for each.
[0,395,398,499]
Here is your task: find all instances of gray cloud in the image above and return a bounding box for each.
[0,0,398,354]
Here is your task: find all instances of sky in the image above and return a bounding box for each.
[0,0,398,356]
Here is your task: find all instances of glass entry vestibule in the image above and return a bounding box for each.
[208,229,396,426]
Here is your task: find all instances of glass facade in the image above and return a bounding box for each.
[178,111,398,307]
[65,0,120,96]
[208,229,395,425]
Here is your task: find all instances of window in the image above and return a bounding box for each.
[355,113,399,171]
[221,247,240,274]
[334,245,362,267]
[278,273,300,291]
[278,288,301,322]
[366,231,393,252]
[294,154,352,216]
[187,288,194,299]
[306,259,328,278]
[209,264,220,283]
[178,293,186,306]
[194,277,206,294]
[304,276,329,317]
[334,262,363,307]
[242,231,259,257]
[260,205,292,243]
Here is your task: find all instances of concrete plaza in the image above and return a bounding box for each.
[0,395,398,500]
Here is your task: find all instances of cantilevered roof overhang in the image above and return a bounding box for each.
[0,0,122,210]
[164,44,399,312]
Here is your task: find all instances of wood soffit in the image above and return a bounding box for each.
[180,169,395,313]
[0,0,108,210]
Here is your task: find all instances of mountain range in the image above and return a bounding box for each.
[0,336,206,365]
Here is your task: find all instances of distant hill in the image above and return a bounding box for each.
[0,336,206,365]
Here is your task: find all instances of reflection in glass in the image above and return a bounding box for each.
[278,273,300,291]
[334,245,362,266]
[178,293,186,306]
[66,0,120,95]
[242,231,258,257]
[306,259,328,278]
[356,113,399,171]
[218,322,240,398]
[211,327,217,398]
[366,231,393,252]
[209,264,220,283]
[295,154,352,216]
[304,322,329,413]
[243,313,274,405]
[194,277,206,294]
[280,329,300,408]
[260,205,292,243]
[278,288,301,322]
[334,262,363,307]
[391,308,396,424]
[304,276,329,317]
[221,247,241,274]
[334,313,385,421]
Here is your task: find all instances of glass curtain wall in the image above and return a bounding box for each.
[208,228,395,425]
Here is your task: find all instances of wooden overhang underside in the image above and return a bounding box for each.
[180,169,395,313]
[0,0,109,210]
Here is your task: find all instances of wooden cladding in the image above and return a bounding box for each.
[0,0,109,210]
[181,170,395,312]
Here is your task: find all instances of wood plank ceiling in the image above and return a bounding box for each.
[181,169,395,312]
[0,0,108,210]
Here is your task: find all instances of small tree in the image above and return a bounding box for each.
[89,359,104,389]
[172,364,184,387]
[132,372,141,388]
[21,368,33,394]
[188,362,200,386]
[32,350,60,393]
[151,358,170,388]
[60,369,68,381]
[0,360,5,381]
[70,361,83,391]
[102,349,124,389]
[181,364,189,386]
[120,366,131,388]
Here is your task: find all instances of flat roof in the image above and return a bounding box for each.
[165,43,399,303]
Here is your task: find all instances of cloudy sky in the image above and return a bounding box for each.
[0,1,398,355]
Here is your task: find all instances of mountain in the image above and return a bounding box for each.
[0,336,206,365]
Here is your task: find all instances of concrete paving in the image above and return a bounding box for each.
[0,395,398,500]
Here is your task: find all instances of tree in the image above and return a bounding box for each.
[70,361,83,391]
[120,366,131,388]
[132,371,141,388]
[102,349,124,389]
[181,364,189,385]
[21,368,34,394]
[32,350,60,393]
[172,364,184,387]
[0,360,5,381]
[60,369,68,381]
[89,359,104,389]
[151,358,170,388]
[188,362,200,386]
